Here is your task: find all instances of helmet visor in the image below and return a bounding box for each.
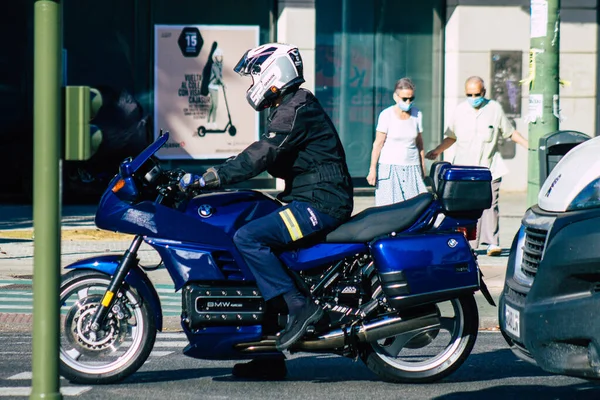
[233,50,251,75]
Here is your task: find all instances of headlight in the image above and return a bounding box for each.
[567,178,600,211]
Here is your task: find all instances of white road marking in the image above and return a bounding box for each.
[0,305,32,310]
[123,341,185,348]
[5,372,66,381]
[150,351,174,357]
[156,333,185,339]
[0,291,32,296]
[7,372,32,380]
[0,386,92,396]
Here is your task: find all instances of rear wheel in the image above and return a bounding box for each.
[361,295,478,383]
[59,270,156,384]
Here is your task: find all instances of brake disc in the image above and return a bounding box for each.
[64,294,129,357]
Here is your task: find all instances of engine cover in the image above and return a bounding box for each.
[182,284,265,329]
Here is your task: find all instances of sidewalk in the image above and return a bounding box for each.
[0,191,529,330]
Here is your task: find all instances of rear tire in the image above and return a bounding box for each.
[361,295,478,383]
[58,269,157,384]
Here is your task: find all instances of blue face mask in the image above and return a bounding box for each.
[468,96,485,108]
[397,101,413,112]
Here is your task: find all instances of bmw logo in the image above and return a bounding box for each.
[198,204,214,218]
[447,238,458,248]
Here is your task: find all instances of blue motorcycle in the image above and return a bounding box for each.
[58,132,495,384]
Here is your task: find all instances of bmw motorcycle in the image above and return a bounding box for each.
[58,131,495,384]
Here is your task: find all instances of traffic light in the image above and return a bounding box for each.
[64,85,103,160]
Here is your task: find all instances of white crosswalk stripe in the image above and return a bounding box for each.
[0,386,92,397]
[0,332,187,396]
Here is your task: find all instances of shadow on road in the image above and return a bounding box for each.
[443,347,552,382]
[0,238,32,244]
[433,383,600,400]
[123,367,231,384]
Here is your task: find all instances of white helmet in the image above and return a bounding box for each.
[233,43,305,110]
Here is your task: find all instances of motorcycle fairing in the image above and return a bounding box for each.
[127,131,169,174]
[182,325,279,360]
[145,238,229,290]
[65,255,164,331]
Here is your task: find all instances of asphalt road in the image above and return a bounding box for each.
[0,332,598,400]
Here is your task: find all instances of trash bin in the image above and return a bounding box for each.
[539,130,590,184]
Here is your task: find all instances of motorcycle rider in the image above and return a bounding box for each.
[178,43,354,379]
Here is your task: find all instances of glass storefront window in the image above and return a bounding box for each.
[315,0,444,181]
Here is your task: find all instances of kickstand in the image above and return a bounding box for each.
[479,269,497,307]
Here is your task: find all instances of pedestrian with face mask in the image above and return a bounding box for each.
[425,76,528,256]
[367,78,427,206]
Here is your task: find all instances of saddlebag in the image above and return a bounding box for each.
[370,232,479,310]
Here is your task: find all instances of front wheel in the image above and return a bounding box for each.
[59,270,157,384]
[361,295,478,383]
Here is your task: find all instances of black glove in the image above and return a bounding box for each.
[201,167,221,189]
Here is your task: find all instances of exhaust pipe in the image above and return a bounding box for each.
[233,311,441,353]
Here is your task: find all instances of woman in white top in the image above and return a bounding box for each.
[366,78,427,206]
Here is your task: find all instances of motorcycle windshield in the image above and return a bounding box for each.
[128,132,169,174]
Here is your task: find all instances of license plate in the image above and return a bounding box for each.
[504,304,520,339]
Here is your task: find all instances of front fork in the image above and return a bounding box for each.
[89,235,144,331]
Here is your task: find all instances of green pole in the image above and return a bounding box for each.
[31,1,63,399]
[526,0,561,206]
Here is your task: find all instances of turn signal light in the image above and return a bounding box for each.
[112,179,126,193]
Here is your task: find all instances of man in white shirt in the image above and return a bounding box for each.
[425,76,528,256]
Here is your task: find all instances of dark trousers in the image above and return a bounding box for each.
[233,201,342,301]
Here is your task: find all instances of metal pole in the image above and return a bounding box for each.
[31,1,63,399]
[526,0,560,206]
[339,0,350,148]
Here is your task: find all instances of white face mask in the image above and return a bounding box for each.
[397,101,413,112]
[394,93,414,112]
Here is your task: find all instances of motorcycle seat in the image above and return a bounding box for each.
[325,192,434,243]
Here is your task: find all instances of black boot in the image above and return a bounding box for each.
[231,357,287,380]
[276,301,324,351]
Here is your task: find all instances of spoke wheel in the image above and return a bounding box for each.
[361,295,478,383]
[59,270,156,384]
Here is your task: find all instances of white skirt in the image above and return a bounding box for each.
[375,164,427,206]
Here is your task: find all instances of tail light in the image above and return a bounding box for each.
[457,225,477,241]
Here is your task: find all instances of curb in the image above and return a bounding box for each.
[0,229,132,241]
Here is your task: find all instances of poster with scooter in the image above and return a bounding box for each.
[154,25,259,159]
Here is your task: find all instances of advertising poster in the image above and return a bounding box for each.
[154,25,259,159]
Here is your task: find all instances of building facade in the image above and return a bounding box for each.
[0,0,597,201]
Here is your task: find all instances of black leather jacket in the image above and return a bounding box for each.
[216,88,353,221]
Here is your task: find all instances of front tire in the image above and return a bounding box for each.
[361,295,478,383]
[59,270,157,384]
